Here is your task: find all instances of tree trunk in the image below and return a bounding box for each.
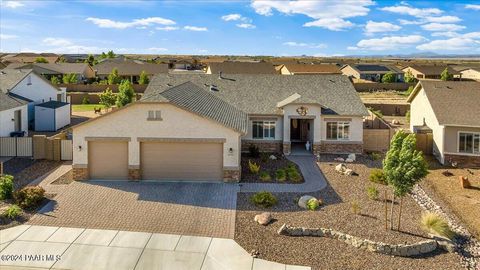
[389,193,396,230]
[384,190,388,231]
[397,197,403,231]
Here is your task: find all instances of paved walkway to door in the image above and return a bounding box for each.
[0,225,311,270]
[28,181,239,239]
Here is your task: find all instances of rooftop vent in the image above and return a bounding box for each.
[210,85,219,92]
[166,83,173,87]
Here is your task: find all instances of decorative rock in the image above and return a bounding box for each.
[392,119,400,125]
[345,158,354,163]
[334,157,345,162]
[335,163,347,173]
[298,195,315,209]
[277,224,288,235]
[254,212,272,225]
[347,153,356,161]
[269,155,277,160]
[344,169,354,176]
[250,249,260,258]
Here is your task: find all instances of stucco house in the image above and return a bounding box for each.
[1,77,28,137]
[408,81,480,167]
[205,62,276,75]
[0,69,68,132]
[459,67,480,82]
[5,63,95,82]
[341,64,404,82]
[402,65,459,80]
[72,74,368,182]
[94,58,169,83]
[279,64,341,75]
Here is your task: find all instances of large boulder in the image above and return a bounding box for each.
[348,153,356,161]
[254,212,272,225]
[335,163,347,173]
[298,195,315,209]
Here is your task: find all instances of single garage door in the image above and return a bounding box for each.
[88,141,128,180]
[141,142,223,181]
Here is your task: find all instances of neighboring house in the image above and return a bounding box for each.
[205,62,276,75]
[71,74,368,182]
[408,81,480,167]
[459,68,480,82]
[59,54,90,63]
[171,59,195,70]
[341,64,404,82]
[1,53,59,64]
[402,65,459,80]
[279,64,342,75]
[0,69,69,132]
[5,63,95,82]
[94,58,169,83]
[0,80,28,137]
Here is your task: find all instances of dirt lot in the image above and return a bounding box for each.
[421,159,480,239]
[235,154,461,270]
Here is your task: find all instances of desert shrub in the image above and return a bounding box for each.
[287,167,302,182]
[275,169,286,182]
[0,174,14,200]
[248,160,260,174]
[13,186,45,209]
[82,96,90,104]
[248,145,260,158]
[369,152,382,161]
[287,162,296,170]
[306,198,320,211]
[351,200,361,215]
[366,185,379,200]
[250,191,277,208]
[260,152,270,163]
[421,212,455,240]
[369,169,387,185]
[259,171,272,182]
[3,205,22,220]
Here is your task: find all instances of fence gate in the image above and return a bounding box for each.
[0,137,33,157]
[61,140,73,160]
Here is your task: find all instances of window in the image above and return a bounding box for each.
[252,121,275,139]
[459,132,480,154]
[147,110,162,121]
[326,122,350,140]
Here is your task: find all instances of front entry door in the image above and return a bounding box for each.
[14,110,21,132]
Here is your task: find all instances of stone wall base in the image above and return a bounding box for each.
[128,168,141,181]
[73,167,88,181]
[223,168,241,183]
[444,154,480,168]
[241,140,282,153]
[317,142,363,154]
[283,142,291,155]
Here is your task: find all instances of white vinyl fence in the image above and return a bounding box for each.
[0,137,33,157]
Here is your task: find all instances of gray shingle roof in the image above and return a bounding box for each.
[207,62,276,74]
[93,58,168,76]
[345,64,404,74]
[143,81,248,133]
[0,69,32,111]
[0,93,28,111]
[405,65,460,76]
[142,74,368,116]
[415,81,480,127]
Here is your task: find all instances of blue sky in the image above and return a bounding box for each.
[1,0,480,56]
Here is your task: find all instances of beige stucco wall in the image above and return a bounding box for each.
[340,65,360,79]
[73,103,242,168]
[402,67,425,79]
[280,66,292,75]
[320,116,363,142]
[460,69,480,81]
[444,126,480,155]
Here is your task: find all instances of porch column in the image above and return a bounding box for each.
[283,116,291,155]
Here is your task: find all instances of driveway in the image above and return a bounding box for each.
[28,181,239,238]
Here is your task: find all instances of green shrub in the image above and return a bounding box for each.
[82,96,90,104]
[306,198,320,211]
[287,167,302,182]
[369,169,387,185]
[405,110,411,123]
[259,171,272,182]
[351,200,361,215]
[248,160,260,174]
[421,212,455,240]
[369,152,382,161]
[13,186,45,209]
[366,185,379,200]
[260,152,269,163]
[275,169,286,182]
[3,205,22,220]
[250,191,277,208]
[0,175,14,200]
[287,162,296,170]
[248,145,260,158]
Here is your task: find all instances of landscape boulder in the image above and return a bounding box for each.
[334,157,345,162]
[254,212,272,225]
[335,163,347,173]
[269,155,277,160]
[298,195,316,209]
[347,153,356,161]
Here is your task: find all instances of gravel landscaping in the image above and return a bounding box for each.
[241,153,304,184]
[51,169,73,185]
[3,158,63,189]
[0,195,53,230]
[235,154,461,270]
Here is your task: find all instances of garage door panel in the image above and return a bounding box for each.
[89,141,128,180]
[141,142,223,181]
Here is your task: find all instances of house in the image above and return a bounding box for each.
[279,64,341,75]
[0,73,29,137]
[402,65,460,80]
[5,63,95,82]
[94,58,169,83]
[340,64,404,82]
[71,74,368,182]
[0,69,69,132]
[408,81,480,167]
[1,53,59,64]
[205,61,276,75]
[459,67,480,82]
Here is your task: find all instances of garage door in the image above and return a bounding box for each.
[141,142,223,181]
[88,141,128,180]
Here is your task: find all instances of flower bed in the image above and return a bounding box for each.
[241,153,304,184]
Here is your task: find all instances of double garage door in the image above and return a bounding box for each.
[88,141,223,181]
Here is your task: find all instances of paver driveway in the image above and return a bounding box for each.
[28,181,239,238]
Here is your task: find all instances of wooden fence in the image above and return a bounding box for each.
[59,84,147,93]
[415,133,433,155]
[363,129,394,153]
[68,92,143,104]
[0,137,33,157]
[354,82,415,92]
[0,135,72,161]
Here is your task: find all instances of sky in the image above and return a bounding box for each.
[1,0,480,56]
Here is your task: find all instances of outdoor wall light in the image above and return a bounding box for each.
[229,148,233,154]
[78,145,82,151]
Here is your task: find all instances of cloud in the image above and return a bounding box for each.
[148,47,168,52]
[364,21,401,35]
[421,23,465,32]
[184,26,208,31]
[465,4,480,10]
[221,13,255,29]
[86,17,175,29]
[283,41,327,49]
[251,0,374,31]
[236,23,256,29]
[380,5,442,17]
[424,16,461,23]
[417,37,480,51]
[42,37,73,47]
[0,34,18,40]
[1,1,24,8]
[351,35,426,51]
[221,14,242,21]
[156,26,179,31]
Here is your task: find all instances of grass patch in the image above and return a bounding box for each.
[72,104,105,112]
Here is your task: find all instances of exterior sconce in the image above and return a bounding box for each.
[229,148,233,154]
[78,145,82,151]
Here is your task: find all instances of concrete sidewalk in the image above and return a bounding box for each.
[0,225,311,270]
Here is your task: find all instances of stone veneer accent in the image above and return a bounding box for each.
[128,168,141,181]
[317,141,363,154]
[282,142,291,155]
[73,167,88,181]
[444,154,480,168]
[277,224,452,257]
[241,140,282,153]
[223,168,241,183]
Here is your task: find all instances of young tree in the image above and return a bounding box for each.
[116,80,135,107]
[85,54,97,66]
[383,130,428,230]
[381,72,396,83]
[100,52,107,59]
[50,76,60,85]
[99,87,116,111]
[107,68,121,84]
[107,50,116,58]
[441,68,453,81]
[404,69,416,83]
[138,70,149,85]
[62,73,78,84]
[34,57,48,63]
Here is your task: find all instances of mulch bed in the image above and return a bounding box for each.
[235,154,461,270]
[3,158,62,189]
[241,153,304,184]
[51,169,73,185]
